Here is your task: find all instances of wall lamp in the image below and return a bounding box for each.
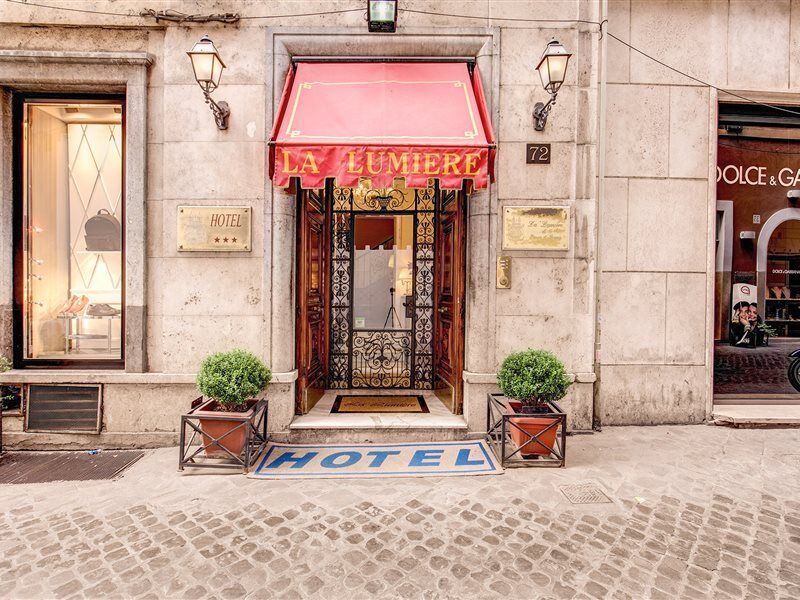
[533,38,572,131]
[187,35,230,130]
[368,0,397,33]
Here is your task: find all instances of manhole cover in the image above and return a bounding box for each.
[559,483,612,504]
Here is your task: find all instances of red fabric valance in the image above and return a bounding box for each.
[269,61,495,190]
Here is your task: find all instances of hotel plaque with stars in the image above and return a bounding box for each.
[177,206,252,252]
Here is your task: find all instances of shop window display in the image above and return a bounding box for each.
[714,122,800,395]
[21,102,123,362]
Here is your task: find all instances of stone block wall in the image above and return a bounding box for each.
[4,0,796,440]
[597,0,800,424]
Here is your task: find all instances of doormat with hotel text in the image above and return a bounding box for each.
[248,440,502,479]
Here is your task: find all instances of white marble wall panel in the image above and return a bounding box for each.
[499,84,577,143]
[605,84,669,177]
[163,26,267,86]
[163,84,266,143]
[147,257,263,317]
[599,364,707,424]
[147,315,263,373]
[669,86,710,179]
[665,272,707,365]
[495,314,595,374]
[626,178,708,272]
[600,271,666,365]
[162,141,265,199]
[727,0,791,90]
[499,28,579,89]
[497,141,575,199]
[495,258,575,317]
[629,0,728,86]
[606,0,630,84]
[599,177,628,271]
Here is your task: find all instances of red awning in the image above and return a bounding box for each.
[269,61,496,190]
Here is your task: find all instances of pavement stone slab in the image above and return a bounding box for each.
[0,425,799,599]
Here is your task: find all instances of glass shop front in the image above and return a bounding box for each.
[17,98,124,367]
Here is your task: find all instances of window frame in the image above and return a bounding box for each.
[12,92,127,369]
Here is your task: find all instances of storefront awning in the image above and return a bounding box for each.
[269,61,496,190]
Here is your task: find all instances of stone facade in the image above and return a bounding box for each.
[0,1,793,447]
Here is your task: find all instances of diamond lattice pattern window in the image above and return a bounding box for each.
[23,102,124,361]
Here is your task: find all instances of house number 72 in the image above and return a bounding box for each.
[526,143,551,164]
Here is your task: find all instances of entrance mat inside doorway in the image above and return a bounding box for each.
[248,440,501,479]
[331,395,429,413]
[0,450,144,484]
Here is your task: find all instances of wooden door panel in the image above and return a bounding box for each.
[296,191,328,413]
[434,191,466,413]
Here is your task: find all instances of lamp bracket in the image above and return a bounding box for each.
[203,92,230,130]
[532,94,557,132]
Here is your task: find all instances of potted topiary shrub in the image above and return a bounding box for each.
[497,349,571,458]
[195,349,272,458]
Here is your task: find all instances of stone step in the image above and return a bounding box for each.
[289,425,469,444]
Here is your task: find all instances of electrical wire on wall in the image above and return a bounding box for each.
[3,0,800,118]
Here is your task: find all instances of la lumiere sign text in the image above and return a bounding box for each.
[177,206,252,252]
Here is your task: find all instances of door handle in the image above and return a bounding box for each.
[437,307,447,314]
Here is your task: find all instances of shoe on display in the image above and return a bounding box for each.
[69,295,90,315]
[770,286,782,299]
[56,295,78,315]
[86,303,120,317]
[783,286,792,299]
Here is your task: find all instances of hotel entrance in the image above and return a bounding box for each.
[269,59,494,424]
[296,178,467,417]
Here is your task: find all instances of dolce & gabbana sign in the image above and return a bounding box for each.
[717,164,800,187]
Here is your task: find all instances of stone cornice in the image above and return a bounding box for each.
[0,50,154,67]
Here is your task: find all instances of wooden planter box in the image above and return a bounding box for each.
[178,396,269,473]
[486,393,566,468]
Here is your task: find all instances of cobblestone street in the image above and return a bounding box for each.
[1,425,799,600]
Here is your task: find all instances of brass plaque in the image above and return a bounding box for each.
[502,206,569,251]
[177,206,251,252]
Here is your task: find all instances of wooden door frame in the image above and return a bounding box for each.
[293,181,468,415]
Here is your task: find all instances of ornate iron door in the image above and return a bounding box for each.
[327,180,436,389]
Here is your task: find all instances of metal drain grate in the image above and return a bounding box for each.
[0,450,144,484]
[560,483,613,504]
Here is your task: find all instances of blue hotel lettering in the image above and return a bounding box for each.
[263,447,486,470]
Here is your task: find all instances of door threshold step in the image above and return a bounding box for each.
[289,425,469,444]
[712,404,800,427]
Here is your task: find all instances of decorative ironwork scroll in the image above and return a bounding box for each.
[328,179,437,389]
[412,186,436,389]
[328,188,353,389]
[352,181,416,212]
[352,330,412,388]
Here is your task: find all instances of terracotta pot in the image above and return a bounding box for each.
[196,398,257,458]
[506,400,559,457]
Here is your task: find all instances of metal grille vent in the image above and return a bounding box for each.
[560,483,613,504]
[26,384,102,433]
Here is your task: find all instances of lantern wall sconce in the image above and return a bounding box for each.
[532,38,572,131]
[368,0,398,33]
[187,35,230,130]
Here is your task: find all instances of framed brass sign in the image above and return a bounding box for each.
[177,206,252,252]
[502,206,569,251]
